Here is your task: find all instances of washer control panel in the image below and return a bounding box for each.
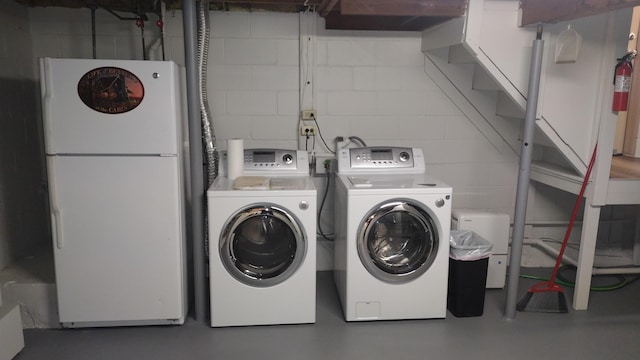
[337,147,425,174]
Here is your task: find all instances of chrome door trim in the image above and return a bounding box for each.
[219,203,306,287]
[357,199,439,283]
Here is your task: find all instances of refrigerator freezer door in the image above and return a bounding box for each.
[48,155,185,325]
[40,58,182,155]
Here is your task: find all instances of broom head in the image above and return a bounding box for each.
[516,281,569,313]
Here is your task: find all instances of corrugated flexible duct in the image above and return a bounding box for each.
[198,0,218,258]
[198,0,218,185]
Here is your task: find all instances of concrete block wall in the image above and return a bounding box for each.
[29,6,163,62]
[314,28,519,215]
[0,0,48,271]
[202,12,302,150]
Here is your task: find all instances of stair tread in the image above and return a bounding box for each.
[532,160,581,180]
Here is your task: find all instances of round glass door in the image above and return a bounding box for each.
[220,204,306,287]
[357,200,439,283]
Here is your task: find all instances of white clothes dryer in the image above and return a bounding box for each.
[334,147,452,321]
[208,149,316,327]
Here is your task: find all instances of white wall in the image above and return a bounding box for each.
[197,11,520,210]
[0,0,48,270]
[25,6,632,268]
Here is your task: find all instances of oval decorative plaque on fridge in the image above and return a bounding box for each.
[77,67,145,114]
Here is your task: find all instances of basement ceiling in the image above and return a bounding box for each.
[519,0,640,26]
[13,0,640,31]
[13,0,467,31]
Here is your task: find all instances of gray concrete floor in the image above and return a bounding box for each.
[15,269,640,359]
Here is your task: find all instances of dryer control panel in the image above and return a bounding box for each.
[220,148,309,176]
[337,147,425,174]
[244,149,298,169]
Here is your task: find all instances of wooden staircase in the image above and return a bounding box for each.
[421,0,640,310]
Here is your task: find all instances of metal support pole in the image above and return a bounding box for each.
[90,6,97,59]
[505,24,544,320]
[159,17,166,61]
[183,0,207,323]
[140,20,147,60]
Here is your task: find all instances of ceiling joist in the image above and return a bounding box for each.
[520,0,640,26]
[318,0,339,16]
[208,0,321,5]
[340,0,466,17]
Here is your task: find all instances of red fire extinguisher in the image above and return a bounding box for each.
[613,52,636,112]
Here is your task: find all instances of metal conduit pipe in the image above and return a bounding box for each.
[90,6,97,59]
[183,0,207,323]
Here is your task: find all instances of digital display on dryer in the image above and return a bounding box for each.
[370,149,393,160]
[253,151,275,163]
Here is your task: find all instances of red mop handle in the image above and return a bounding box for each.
[548,144,598,285]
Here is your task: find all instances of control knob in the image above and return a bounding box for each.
[282,153,293,164]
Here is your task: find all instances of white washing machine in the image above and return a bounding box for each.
[208,149,316,327]
[334,147,452,321]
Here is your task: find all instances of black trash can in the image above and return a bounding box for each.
[447,230,492,317]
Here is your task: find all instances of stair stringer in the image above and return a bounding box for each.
[462,8,588,176]
[424,46,521,158]
[422,0,630,180]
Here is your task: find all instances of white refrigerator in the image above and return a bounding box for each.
[40,58,188,328]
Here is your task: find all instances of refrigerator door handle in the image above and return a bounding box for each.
[40,58,55,154]
[51,210,63,249]
[47,156,63,249]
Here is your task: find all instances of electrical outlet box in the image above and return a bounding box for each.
[300,125,317,136]
[301,110,316,120]
[314,154,335,175]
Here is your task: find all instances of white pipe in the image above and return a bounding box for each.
[534,239,579,267]
[592,267,640,275]
[524,221,581,226]
[523,219,632,226]
[533,239,640,275]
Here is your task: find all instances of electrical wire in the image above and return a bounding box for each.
[317,164,335,241]
[311,114,335,154]
[520,265,640,291]
[348,136,367,147]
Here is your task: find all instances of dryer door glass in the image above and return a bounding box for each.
[220,204,306,287]
[357,200,438,283]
